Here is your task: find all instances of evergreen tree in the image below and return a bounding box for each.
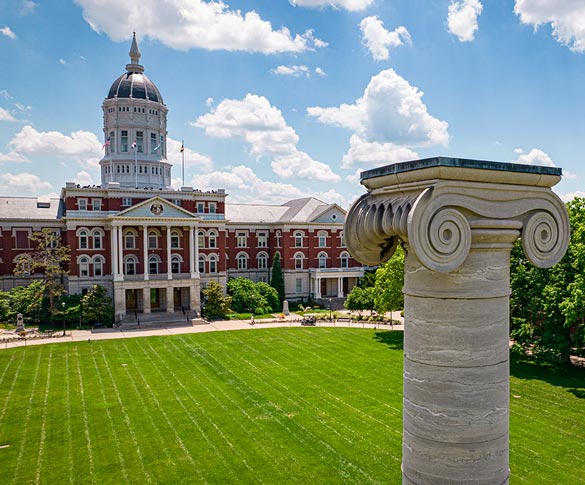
[270,252,285,303]
[202,281,232,319]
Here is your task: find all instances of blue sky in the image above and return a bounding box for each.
[1,0,584,207]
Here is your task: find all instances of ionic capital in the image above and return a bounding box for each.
[346,169,569,272]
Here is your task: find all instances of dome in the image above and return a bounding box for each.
[107,71,162,103]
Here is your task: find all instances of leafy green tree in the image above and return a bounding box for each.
[0,290,11,325]
[8,280,48,324]
[256,282,280,313]
[13,228,70,315]
[510,197,585,366]
[270,252,285,303]
[373,245,405,317]
[344,286,376,314]
[227,277,267,313]
[202,281,232,319]
[81,285,113,325]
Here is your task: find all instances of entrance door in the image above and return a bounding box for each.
[174,288,181,310]
[320,279,327,297]
[343,277,349,296]
[126,289,138,312]
[150,288,161,310]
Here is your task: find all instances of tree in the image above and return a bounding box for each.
[81,285,113,325]
[227,277,267,313]
[373,245,405,317]
[8,280,48,325]
[510,197,585,366]
[202,281,232,319]
[344,286,376,314]
[270,252,285,303]
[13,228,70,315]
[256,282,280,313]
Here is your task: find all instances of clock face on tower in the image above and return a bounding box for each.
[150,203,163,215]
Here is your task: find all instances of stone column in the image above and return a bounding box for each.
[166,286,174,313]
[189,225,196,276]
[117,226,123,280]
[143,287,151,314]
[337,276,344,298]
[344,157,569,485]
[143,225,149,281]
[111,225,119,276]
[166,225,172,280]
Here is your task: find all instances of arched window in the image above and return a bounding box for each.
[148,230,159,249]
[340,251,350,269]
[209,254,218,273]
[257,252,268,270]
[198,255,206,274]
[13,254,32,276]
[208,230,218,249]
[149,255,160,274]
[171,254,182,274]
[78,229,88,249]
[318,252,327,269]
[92,229,104,250]
[294,252,304,270]
[294,231,304,248]
[93,255,105,276]
[318,230,327,248]
[124,230,137,249]
[79,256,90,277]
[237,252,248,270]
[275,230,282,248]
[124,255,137,275]
[339,231,345,248]
[198,231,205,249]
[170,230,181,249]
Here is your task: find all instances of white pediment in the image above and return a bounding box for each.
[312,205,346,223]
[114,197,196,220]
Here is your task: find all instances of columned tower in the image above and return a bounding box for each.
[100,33,171,189]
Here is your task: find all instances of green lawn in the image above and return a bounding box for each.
[0,328,583,484]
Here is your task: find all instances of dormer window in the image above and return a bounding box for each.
[78,199,87,211]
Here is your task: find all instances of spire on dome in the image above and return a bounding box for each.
[126,32,144,73]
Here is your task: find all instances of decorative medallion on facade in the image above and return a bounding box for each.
[150,203,164,215]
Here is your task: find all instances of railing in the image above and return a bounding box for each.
[120,272,194,281]
[308,267,365,274]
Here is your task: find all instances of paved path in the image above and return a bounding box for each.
[1,318,404,350]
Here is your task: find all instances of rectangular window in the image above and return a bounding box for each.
[121,197,132,206]
[91,199,102,211]
[209,202,217,214]
[236,232,247,248]
[78,198,87,211]
[172,199,181,206]
[296,278,302,293]
[160,135,165,157]
[318,234,327,247]
[257,232,267,248]
[15,230,30,249]
[295,233,303,247]
[136,131,143,153]
[150,133,157,154]
[121,130,128,152]
[148,234,157,249]
[197,202,204,213]
[109,131,115,155]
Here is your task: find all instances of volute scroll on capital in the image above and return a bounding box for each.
[344,182,570,272]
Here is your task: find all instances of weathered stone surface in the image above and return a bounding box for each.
[344,157,570,485]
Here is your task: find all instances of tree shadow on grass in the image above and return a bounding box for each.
[510,355,585,400]
[373,331,403,350]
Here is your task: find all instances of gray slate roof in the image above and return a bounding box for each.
[0,197,62,220]
[225,198,338,223]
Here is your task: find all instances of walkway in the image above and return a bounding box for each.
[1,316,404,350]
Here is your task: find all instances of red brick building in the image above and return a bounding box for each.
[0,35,364,322]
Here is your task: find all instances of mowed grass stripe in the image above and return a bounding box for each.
[210,331,400,479]
[163,337,292,482]
[179,334,374,483]
[0,328,584,484]
[117,340,199,478]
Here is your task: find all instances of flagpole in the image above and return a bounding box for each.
[181,140,185,187]
[134,143,138,189]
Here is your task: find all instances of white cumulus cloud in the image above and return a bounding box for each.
[289,0,374,11]
[189,165,306,204]
[270,65,311,77]
[359,16,411,61]
[167,137,214,172]
[194,94,340,182]
[0,172,52,194]
[512,148,556,167]
[307,69,448,168]
[0,107,16,122]
[20,0,39,16]
[447,0,483,42]
[74,0,326,53]
[1,26,17,39]
[514,0,585,52]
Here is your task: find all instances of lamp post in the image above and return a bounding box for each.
[328,298,332,321]
[61,301,66,336]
